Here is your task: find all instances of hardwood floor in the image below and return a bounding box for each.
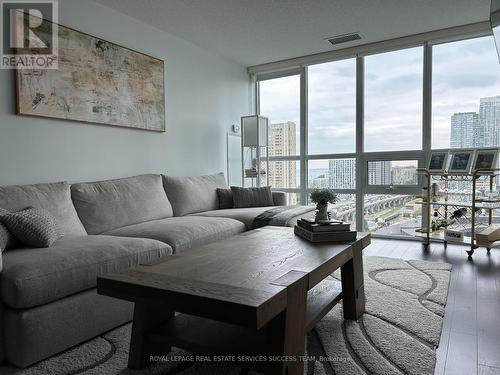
[364,238,500,375]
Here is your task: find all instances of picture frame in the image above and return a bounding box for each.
[15,16,165,132]
[428,151,449,173]
[448,150,475,174]
[471,149,499,173]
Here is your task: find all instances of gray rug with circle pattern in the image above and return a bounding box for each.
[0,256,451,375]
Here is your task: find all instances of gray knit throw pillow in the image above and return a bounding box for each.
[0,208,15,252]
[1,207,63,248]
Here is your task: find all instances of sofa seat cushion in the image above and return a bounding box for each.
[189,206,280,230]
[104,216,245,252]
[71,174,173,235]
[1,235,172,309]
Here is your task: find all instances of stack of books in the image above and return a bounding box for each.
[294,218,357,243]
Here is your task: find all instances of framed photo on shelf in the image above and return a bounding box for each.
[448,150,475,174]
[428,151,449,173]
[472,149,498,172]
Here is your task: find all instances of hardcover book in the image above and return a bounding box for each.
[294,225,357,243]
[297,219,351,232]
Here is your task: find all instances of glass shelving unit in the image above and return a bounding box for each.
[415,167,500,257]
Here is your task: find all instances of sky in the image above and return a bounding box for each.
[258,35,500,160]
[432,36,500,148]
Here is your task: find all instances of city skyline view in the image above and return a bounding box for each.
[450,96,500,148]
[433,37,500,148]
[261,85,500,193]
[269,87,500,194]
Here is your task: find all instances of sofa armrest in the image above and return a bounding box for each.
[272,191,287,206]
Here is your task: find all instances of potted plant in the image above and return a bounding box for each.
[310,189,337,223]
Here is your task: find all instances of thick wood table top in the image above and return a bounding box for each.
[98,226,370,328]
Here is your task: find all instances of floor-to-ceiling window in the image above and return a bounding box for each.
[363,46,424,236]
[431,35,500,226]
[256,31,500,239]
[258,73,301,204]
[307,58,357,227]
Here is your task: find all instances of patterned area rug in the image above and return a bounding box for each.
[1,256,451,375]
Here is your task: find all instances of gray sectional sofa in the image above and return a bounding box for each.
[0,172,294,368]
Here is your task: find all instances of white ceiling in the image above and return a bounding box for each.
[94,0,492,67]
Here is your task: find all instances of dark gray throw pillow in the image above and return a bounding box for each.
[1,207,63,248]
[231,186,274,208]
[0,208,16,252]
[216,188,234,209]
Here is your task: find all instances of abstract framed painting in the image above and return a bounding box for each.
[15,19,165,132]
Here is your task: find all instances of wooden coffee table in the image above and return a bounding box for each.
[97,226,370,375]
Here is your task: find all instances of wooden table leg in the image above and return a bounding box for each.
[266,271,309,375]
[341,247,365,320]
[128,302,174,369]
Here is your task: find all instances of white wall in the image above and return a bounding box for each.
[0,0,249,185]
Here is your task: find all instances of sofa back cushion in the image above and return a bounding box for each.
[162,173,228,216]
[71,174,173,234]
[0,182,87,237]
